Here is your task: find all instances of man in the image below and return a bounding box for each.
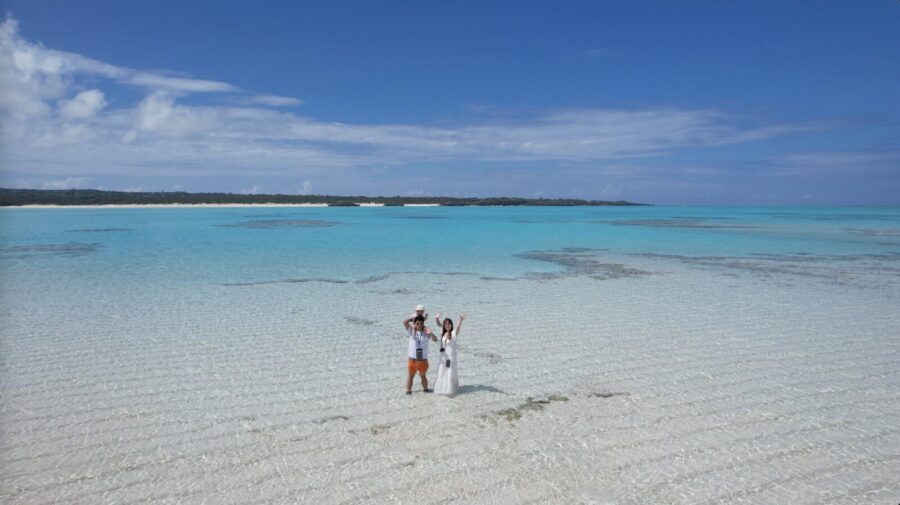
[403,314,437,395]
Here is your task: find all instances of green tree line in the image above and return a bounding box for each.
[0,188,643,207]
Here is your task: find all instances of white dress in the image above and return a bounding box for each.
[434,330,459,396]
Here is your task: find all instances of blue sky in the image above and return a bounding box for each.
[1,1,898,204]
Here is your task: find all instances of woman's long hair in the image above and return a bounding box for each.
[442,317,454,337]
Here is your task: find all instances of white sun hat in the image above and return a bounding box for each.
[415,304,425,311]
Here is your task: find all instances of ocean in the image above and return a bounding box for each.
[2,205,899,504]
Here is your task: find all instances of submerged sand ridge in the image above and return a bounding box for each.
[1,250,899,504]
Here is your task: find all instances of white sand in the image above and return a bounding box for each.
[6,203,332,209]
[3,202,446,209]
[1,253,898,504]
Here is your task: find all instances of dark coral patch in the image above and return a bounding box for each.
[1,243,101,257]
[517,249,654,281]
[217,219,342,229]
[608,219,757,230]
[67,228,134,233]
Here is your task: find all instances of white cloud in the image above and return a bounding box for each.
[128,92,213,139]
[59,89,107,118]
[36,123,97,146]
[0,16,829,191]
[40,176,91,189]
[127,72,238,93]
[298,180,312,194]
[240,184,263,195]
[0,14,237,118]
[246,95,303,107]
[767,150,900,176]
[779,151,895,167]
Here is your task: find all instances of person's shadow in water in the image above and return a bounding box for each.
[455,384,508,395]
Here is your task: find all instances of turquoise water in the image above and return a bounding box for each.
[3,205,898,337]
[2,205,899,504]
[3,206,899,289]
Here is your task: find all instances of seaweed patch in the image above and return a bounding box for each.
[758,212,897,222]
[312,415,350,424]
[483,395,570,423]
[283,277,350,284]
[217,219,342,229]
[470,350,503,364]
[517,249,654,281]
[67,228,134,233]
[345,316,376,326]
[634,251,900,287]
[636,252,837,279]
[354,274,391,284]
[589,391,630,399]
[1,242,101,257]
[607,219,758,230]
[219,280,281,287]
[219,277,348,286]
[378,288,415,295]
[242,214,283,218]
[847,228,900,238]
[222,273,393,287]
[368,424,391,435]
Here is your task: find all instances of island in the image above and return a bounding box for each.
[0,188,644,207]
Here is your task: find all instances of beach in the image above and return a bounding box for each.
[1,206,898,504]
[13,203,358,209]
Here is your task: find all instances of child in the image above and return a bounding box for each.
[409,304,428,322]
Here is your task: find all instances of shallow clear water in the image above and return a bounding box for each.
[3,205,899,283]
[1,206,899,504]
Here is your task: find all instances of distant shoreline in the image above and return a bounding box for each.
[0,188,645,207]
[6,203,333,209]
[5,203,441,209]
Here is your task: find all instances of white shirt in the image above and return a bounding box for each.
[408,328,430,360]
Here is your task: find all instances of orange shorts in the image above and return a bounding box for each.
[407,359,429,374]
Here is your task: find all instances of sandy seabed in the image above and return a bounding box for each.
[1,251,899,504]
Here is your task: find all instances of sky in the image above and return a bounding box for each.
[0,1,898,204]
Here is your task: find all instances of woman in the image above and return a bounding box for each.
[433,313,465,396]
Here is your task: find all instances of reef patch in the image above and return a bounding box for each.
[217,219,342,229]
[1,242,101,258]
[484,395,570,423]
[607,219,758,230]
[517,248,655,281]
[345,316,376,326]
[67,228,134,233]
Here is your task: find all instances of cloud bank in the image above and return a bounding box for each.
[1,16,867,202]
